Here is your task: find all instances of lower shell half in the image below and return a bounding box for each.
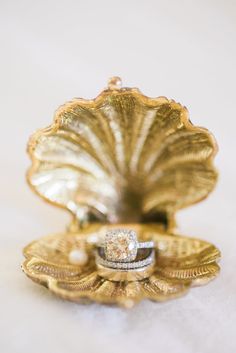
[22,223,220,307]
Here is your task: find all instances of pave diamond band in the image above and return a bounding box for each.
[95,248,155,270]
[96,257,155,282]
[137,241,154,249]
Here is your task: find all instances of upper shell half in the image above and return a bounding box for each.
[27,86,218,227]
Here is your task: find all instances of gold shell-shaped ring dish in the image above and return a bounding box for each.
[22,77,220,307]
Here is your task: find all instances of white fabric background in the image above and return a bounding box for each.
[0,1,236,352]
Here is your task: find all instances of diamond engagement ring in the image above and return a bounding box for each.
[95,229,155,281]
[100,229,154,263]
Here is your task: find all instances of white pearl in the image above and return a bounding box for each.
[69,249,88,266]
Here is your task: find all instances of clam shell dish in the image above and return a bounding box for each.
[22,77,220,307]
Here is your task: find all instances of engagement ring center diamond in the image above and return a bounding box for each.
[105,229,138,262]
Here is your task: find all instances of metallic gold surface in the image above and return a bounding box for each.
[22,223,220,307]
[23,78,220,306]
[27,79,218,229]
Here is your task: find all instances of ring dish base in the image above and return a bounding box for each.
[22,223,220,307]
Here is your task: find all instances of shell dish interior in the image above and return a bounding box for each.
[27,87,218,229]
